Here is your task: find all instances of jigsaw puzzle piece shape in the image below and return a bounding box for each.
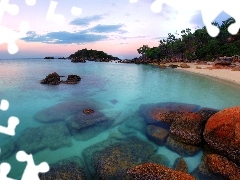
[0,116,19,136]
[0,163,16,180]
[199,0,224,37]
[129,0,139,3]
[16,151,49,180]
[46,0,65,25]
[25,0,36,6]
[0,0,19,22]
[0,21,30,54]
[223,0,240,35]
[0,99,9,111]
[71,6,82,16]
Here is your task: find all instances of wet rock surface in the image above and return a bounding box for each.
[66,109,108,130]
[127,163,196,180]
[173,157,188,173]
[39,156,89,180]
[34,101,100,123]
[203,106,240,165]
[82,136,157,179]
[139,102,200,126]
[16,122,71,154]
[165,136,201,156]
[169,111,203,145]
[207,154,240,180]
[146,125,169,145]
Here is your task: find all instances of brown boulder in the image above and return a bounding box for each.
[149,102,200,125]
[127,163,196,180]
[203,106,240,164]
[170,112,203,145]
[180,63,190,68]
[207,154,240,180]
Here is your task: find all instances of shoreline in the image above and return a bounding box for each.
[156,63,240,87]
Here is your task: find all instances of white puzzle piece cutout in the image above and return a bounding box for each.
[131,0,240,37]
[16,151,49,180]
[46,0,65,25]
[0,163,16,180]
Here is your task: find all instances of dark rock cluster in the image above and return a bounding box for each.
[40,72,81,85]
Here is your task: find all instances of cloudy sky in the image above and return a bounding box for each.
[0,0,231,59]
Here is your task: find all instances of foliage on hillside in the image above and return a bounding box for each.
[69,48,119,61]
[137,17,240,61]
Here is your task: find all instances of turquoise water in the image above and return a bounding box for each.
[1,59,240,179]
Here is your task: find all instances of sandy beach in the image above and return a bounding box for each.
[161,63,240,86]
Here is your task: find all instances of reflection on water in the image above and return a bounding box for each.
[1,59,240,179]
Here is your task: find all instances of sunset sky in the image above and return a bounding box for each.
[0,0,231,59]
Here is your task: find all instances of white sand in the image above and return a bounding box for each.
[164,63,240,86]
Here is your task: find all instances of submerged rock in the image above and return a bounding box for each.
[127,163,196,180]
[0,140,15,160]
[165,136,201,157]
[16,122,71,154]
[173,157,188,173]
[146,125,169,145]
[34,101,100,123]
[203,106,240,165]
[206,154,240,180]
[139,102,200,127]
[82,136,157,179]
[39,156,89,180]
[66,109,108,130]
[170,111,203,145]
[192,154,240,180]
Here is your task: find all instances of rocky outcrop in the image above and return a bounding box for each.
[41,72,81,85]
[40,72,60,85]
[127,163,196,180]
[203,106,240,165]
[61,75,81,84]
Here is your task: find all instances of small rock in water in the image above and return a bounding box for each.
[110,99,118,104]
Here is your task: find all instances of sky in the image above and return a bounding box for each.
[0,0,232,59]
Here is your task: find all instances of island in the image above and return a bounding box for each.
[68,48,120,63]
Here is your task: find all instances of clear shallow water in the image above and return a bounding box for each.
[1,59,240,179]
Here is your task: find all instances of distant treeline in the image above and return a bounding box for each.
[137,17,240,61]
[68,48,120,61]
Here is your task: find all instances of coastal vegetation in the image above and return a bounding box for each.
[137,17,240,61]
[68,48,120,62]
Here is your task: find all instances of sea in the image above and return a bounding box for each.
[1,58,240,179]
